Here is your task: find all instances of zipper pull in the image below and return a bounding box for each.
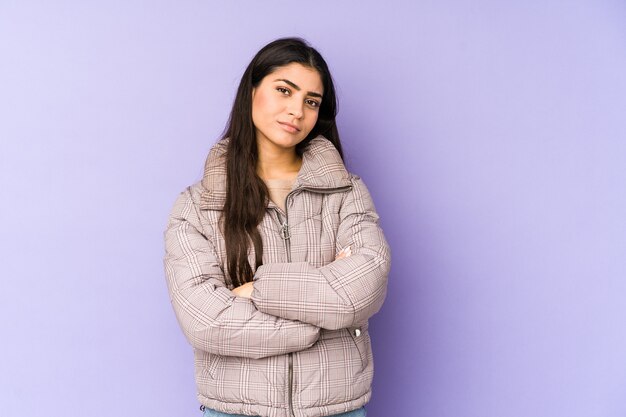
[280,221,290,240]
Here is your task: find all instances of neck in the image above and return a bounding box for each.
[256,140,302,180]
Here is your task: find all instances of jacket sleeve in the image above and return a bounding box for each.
[251,176,391,330]
[163,187,321,360]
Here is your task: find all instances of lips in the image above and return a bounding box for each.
[278,121,301,133]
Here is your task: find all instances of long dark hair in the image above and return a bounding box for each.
[221,37,343,287]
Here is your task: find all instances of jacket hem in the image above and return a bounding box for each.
[198,390,370,417]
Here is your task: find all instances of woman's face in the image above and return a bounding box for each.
[252,63,324,153]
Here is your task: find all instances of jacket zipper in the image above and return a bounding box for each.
[275,208,294,417]
[298,185,352,195]
[275,185,351,417]
[288,354,294,417]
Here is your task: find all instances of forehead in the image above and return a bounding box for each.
[266,63,323,93]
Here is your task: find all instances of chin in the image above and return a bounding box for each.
[270,133,307,149]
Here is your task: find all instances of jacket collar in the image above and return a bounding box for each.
[200,136,351,210]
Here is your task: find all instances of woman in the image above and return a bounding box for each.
[164,37,390,417]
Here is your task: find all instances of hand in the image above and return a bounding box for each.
[232,281,254,299]
[335,245,352,260]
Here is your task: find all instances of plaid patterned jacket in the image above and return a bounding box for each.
[164,136,391,417]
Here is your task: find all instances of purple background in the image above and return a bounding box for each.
[1,2,625,416]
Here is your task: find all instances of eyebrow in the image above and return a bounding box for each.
[274,78,323,98]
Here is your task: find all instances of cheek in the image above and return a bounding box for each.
[306,111,319,130]
[252,89,275,119]
[251,94,263,123]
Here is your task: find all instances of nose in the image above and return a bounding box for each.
[287,99,304,119]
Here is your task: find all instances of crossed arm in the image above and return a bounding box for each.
[248,176,391,331]
[232,246,352,297]
[164,177,390,358]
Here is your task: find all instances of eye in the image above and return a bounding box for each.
[305,99,321,108]
[276,86,290,96]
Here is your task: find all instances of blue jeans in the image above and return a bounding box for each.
[202,406,367,417]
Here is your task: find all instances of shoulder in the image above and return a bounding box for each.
[169,138,229,214]
[201,139,228,194]
[168,180,206,219]
[336,173,381,219]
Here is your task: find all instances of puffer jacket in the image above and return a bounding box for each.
[164,136,391,417]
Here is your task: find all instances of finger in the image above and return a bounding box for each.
[335,246,352,260]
